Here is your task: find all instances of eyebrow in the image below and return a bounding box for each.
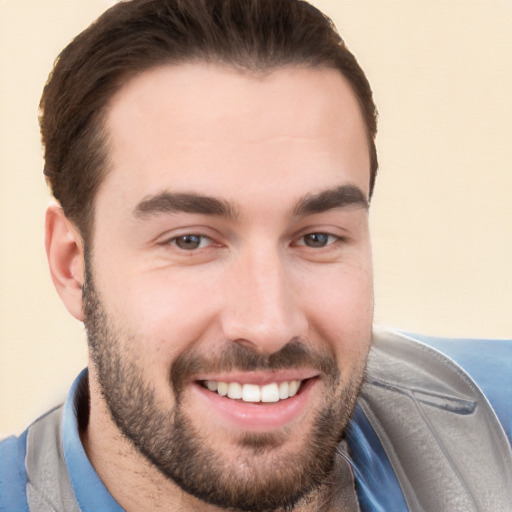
[134,184,368,220]
[293,185,369,216]
[134,192,238,219]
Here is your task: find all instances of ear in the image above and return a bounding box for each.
[45,203,85,322]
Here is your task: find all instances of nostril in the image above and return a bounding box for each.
[233,338,259,352]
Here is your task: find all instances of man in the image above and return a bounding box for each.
[0,0,510,511]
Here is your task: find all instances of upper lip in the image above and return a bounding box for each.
[192,369,320,386]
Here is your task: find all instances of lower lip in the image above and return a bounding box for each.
[190,378,317,432]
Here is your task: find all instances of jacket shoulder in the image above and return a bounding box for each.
[359,328,512,511]
[0,405,65,512]
[406,332,512,444]
[0,430,29,512]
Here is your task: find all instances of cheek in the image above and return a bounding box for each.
[303,264,373,364]
[99,267,223,359]
[305,258,373,316]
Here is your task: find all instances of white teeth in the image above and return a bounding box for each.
[217,382,228,397]
[227,382,242,399]
[289,380,300,397]
[206,381,218,392]
[278,381,289,400]
[261,383,280,403]
[242,384,261,402]
[204,379,303,403]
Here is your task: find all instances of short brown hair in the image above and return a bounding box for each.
[40,0,378,240]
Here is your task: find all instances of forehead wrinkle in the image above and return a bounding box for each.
[134,191,239,219]
[293,185,369,216]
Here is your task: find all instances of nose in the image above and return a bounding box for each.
[220,246,308,355]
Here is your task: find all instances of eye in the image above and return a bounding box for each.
[169,234,212,250]
[297,233,338,248]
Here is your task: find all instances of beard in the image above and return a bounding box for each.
[82,263,368,511]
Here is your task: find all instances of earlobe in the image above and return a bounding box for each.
[45,203,85,322]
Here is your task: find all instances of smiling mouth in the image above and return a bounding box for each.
[200,379,305,403]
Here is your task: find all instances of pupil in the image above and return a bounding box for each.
[305,233,328,247]
[177,235,201,250]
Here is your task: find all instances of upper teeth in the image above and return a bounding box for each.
[205,380,302,403]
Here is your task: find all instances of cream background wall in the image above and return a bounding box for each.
[1,0,510,437]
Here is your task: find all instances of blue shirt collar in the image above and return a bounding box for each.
[62,369,123,511]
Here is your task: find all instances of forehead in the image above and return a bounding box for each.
[98,63,370,213]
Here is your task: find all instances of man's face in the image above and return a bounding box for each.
[84,64,373,510]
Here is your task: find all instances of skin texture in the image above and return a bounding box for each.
[46,64,374,511]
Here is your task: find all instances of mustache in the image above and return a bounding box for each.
[170,338,340,395]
